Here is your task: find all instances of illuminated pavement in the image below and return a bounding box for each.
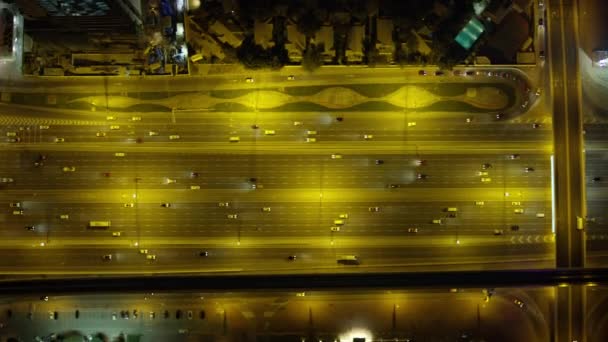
[0,287,554,341]
[0,67,556,275]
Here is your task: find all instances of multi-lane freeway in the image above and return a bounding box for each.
[0,68,557,274]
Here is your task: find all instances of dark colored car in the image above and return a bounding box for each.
[287,255,297,261]
[176,310,182,319]
[375,160,384,165]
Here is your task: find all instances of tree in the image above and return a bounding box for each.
[301,44,323,72]
[297,10,322,39]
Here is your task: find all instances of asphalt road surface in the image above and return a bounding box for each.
[0,72,554,275]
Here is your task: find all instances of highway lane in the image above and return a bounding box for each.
[0,243,554,274]
[0,65,534,95]
[1,112,551,143]
[0,151,550,189]
[1,200,552,237]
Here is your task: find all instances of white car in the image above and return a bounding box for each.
[112,231,122,237]
[115,152,126,157]
[218,202,230,207]
[293,121,303,126]
[59,214,69,219]
[131,116,142,121]
[407,122,417,127]
[96,132,106,137]
[1,177,14,183]
[307,130,317,135]
[330,226,341,232]
[306,137,316,143]
[229,136,240,142]
[149,131,159,136]
[124,203,135,208]
[166,178,176,184]
[110,125,120,130]
[245,77,254,83]
[62,166,76,172]
[39,125,50,130]
[262,207,271,212]
[478,171,489,176]
[363,134,373,140]
[287,75,295,81]
[106,116,116,121]
[339,213,349,219]
[264,130,276,135]
[169,135,180,140]
[514,208,524,214]
[227,214,238,219]
[481,177,492,183]
[54,137,65,143]
[331,154,342,159]
[475,201,485,206]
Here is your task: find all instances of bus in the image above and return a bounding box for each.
[88,221,111,229]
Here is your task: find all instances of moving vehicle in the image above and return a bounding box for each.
[493,229,504,235]
[264,130,276,135]
[407,228,418,233]
[110,125,120,130]
[306,137,316,143]
[169,135,180,140]
[62,166,76,172]
[54,138,65,143]
[112,231,122,237]
[229,136,240,142]
[333,219,345,225]
[59,214,69,219]
[369,207,380,212]
[96,132,106,137]
[363,134,373,140]
[262,207,271,212]
[330,226,341,232]
[161,203,171,208]
[337,255,360,265]
[339,213,349,219]
[88,221,111,229]
[331,154,342,159]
